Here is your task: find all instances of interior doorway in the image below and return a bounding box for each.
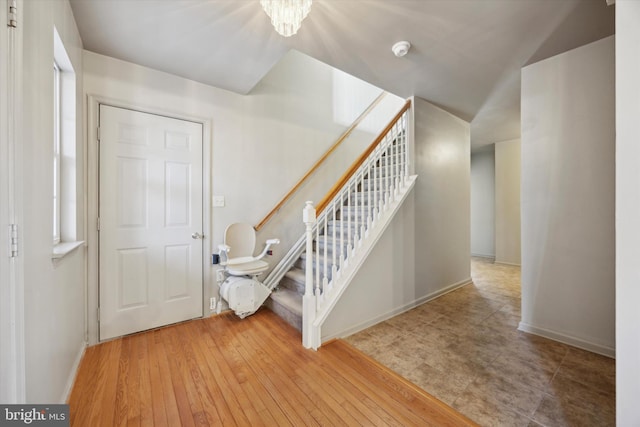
[98,105,204,340]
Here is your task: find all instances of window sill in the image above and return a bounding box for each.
[52,241,85,260]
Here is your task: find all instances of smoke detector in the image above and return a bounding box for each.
[392,41,411,57]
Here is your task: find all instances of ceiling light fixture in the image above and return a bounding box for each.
[261,0,313,37]
[392,41,411,58]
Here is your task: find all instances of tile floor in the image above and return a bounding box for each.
[345,257,615,426]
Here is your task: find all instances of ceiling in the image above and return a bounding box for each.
[69,0,614,149]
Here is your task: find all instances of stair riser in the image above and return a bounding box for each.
[361,178,400,191]
[314,240,349,256]
[349,191,385,199]
[336,210,370,220]
[325,225,358,238]
[279,275,305,294]
[295,257,339,280]
[265,298,302,332]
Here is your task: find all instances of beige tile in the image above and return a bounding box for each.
[482,310,521,332]
[563,347,615,378]
[404,362,473,406]
[465,372,545,417]
[385,307,443,331]
[486,351,556,392]
[428,313,487,339]
[444,303,499,325]
[352,258,615,427]
[532,394,614,427]
[555,356,615,395]
[547,373,615,422]
[412,325,461,348]
[446,337,502,366]
[426,347,490,380]
[343,330,377,353]
[362,320,407,344]
[370,339,425,376]
[453,390,534,427]
[502,333,569,373]
[498,296,521,316]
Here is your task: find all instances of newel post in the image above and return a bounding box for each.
[302,201,319,349]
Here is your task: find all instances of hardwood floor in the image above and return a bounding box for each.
[69,309,477,426]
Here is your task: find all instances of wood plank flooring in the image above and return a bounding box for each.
[69,309,477,426]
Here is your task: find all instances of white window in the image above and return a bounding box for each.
[52,27,82,258]
[53,61,61,245]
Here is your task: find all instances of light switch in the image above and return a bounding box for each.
[213,195,225,207]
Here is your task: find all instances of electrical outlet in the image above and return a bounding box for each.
[216,269,225,282]
[210,297,217,310]
[212,195,225,207]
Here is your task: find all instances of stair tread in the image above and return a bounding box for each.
[269,287,302,315]
[284,267,305,284]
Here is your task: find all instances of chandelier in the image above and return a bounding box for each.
[260,0,313,37]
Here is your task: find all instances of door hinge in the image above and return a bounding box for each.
[96,127,101,142]
[97,307,100,322]
[97,217,100,231]
[9,224,18,257]
[8,0,17,28]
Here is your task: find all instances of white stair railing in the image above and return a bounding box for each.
[264,101,416,349]
[302,106,412,349]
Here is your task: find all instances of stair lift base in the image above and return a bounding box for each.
[219,276,271,319]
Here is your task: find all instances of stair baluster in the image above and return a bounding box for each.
[265,101,417,349]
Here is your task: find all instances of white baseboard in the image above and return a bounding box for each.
[494,260,521,267]
[471,253,495,259]
[322,277,472,342]
[518,322,615,358]
[61,342,87,403]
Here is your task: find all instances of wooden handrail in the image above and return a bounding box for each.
[315,99,411,215]
[254,91,388,231]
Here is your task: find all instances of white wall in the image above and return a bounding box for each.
[323,192,416,338]
[21,0,86,402]
[470,147,495,258]
[82,49,404,339]
[520,36,615,355]
[413,97,471,293]
[323,97,471,339]
[616,1,640,424]
[495,139,521,265]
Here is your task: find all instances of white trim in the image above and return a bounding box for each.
[518,321,615,358]
[322,277,473,341]
[494,260,521,267]
[471,253,496,260]
[0,0,25,403]
[60,343,86,403]
[86,95,212,345]
[52,240,84,260]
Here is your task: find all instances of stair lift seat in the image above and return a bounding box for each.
[218,223,279,318]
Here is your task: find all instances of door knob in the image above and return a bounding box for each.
[191,232,204,239]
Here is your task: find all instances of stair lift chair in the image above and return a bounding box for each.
[218,223,279,318]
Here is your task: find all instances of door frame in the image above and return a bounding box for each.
[87,95,212,345]
[0,0,26,402]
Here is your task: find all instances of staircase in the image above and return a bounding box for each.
[263,101,417,349]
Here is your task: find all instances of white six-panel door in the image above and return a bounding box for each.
[99,105,203,340]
